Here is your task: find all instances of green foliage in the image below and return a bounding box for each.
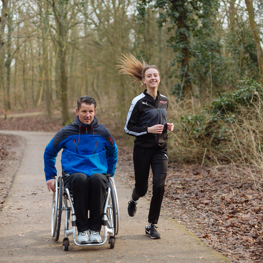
[136,1,261,101]
[175,109,227,148]
[211,79,263,116]
[137,0,221,99]
[191,18,228,97]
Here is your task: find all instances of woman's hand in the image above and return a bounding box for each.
[147,124,164,134]
[167,123,174,132]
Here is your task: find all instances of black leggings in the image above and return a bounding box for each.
[132,144,168,224]
[63,173,107,232]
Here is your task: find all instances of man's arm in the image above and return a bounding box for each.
[44,138,59,182]
[104,133,118,177]
[44,131,65,190]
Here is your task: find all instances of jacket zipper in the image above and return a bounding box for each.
[73,139,79,154]
[94,139,98,154]
[156,108,160,144]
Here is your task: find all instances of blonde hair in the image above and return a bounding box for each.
[118,53,159,82]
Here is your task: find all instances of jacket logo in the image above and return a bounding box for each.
[142,101,148,105]
[160,101,167,104]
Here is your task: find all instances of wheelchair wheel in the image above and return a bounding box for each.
[109,178,119,236]
[55,176,63,241]
[51,176,63,241]
[63,238,69,251]
[109,237,115,249]
[51,179,58,237]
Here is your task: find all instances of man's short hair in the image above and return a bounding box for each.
[77,96,97,110]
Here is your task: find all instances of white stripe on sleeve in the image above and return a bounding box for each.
[124,93,147,136]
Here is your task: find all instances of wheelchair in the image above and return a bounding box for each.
[50,175,119,251]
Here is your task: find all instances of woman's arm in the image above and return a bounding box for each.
[124,100,148,136]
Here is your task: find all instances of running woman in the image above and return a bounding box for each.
[118,54,174,239]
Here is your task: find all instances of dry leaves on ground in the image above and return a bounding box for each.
[117,147,263,263]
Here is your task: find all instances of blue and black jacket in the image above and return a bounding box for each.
[44,116,118,181]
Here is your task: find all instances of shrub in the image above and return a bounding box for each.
[211,79,263,116]
[169,79,263,165]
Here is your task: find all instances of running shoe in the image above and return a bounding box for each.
[127,199,138,217]
[145,224,161,239]
[90,231,102,243]
[77,230,89,243]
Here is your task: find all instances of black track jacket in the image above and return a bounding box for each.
[124,90,168,148]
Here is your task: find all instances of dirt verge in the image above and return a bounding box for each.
[0,134,25,211]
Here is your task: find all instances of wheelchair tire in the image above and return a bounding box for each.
[54,176,63,241]
[109,178,119,236]
[63,238,69,251]
[109,237,115,249]
[51,179,58,238]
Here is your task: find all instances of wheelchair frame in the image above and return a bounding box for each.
[51,175,119,251]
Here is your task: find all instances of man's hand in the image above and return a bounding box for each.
[167,123,174,132]
[47,179,56,192]
[147,124,164,134]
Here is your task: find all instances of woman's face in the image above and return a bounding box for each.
[143,68,160,90]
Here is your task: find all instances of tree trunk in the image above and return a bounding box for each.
[5,15,12,110]
[36,26,44,107]
[13,3,20,108]
[53,1,71,125]
[245,0,263,84]
[29,38,35,105]
[6,3,12,110]
[169,0,192,99]
[0,0,9,117]
[176,9,192,99]
[83,0,89,96]
[69,43,75,107]
[41,2,52,119]
[229,0,237,31]
[45,45,52,119]
[58,41,71,124]
[23,44,28,109]
[54,47,60,103]
[36,49,44,106]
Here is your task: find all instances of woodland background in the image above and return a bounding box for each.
[1,1,263,262]
[1,0,263,170]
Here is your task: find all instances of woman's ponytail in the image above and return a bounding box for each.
[118,53,159,83]
[117,53,147,82]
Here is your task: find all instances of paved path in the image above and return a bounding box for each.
[0,131,230,263]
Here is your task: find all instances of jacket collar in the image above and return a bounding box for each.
[143,89,160,100]
[74,116,98,128]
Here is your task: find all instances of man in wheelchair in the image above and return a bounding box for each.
[44,95,118,244]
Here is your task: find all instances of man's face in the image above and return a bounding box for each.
[76,103,96,125]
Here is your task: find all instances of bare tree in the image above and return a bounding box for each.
[0,0,9,117]
[5,0,12,110]
[50,0,72,124]
[245,0,263,85]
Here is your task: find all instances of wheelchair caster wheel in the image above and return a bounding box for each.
[109,237,115,249]
[63,238,69,251]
